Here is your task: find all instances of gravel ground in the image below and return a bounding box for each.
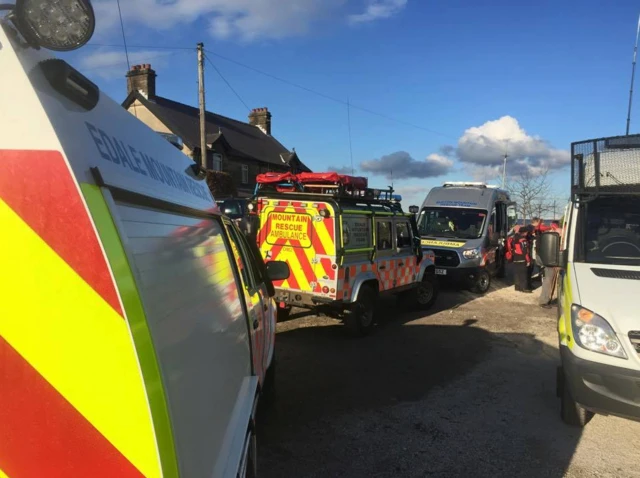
[257,271,640,478]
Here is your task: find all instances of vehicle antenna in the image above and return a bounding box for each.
[347,97,355,175]
[625,13,640,135]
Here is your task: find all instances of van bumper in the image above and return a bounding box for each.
[435,265,484,286]
[561,346,640,422]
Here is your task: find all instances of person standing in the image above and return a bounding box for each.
[507,225,533,293]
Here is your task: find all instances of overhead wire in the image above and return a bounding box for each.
[84,42,516,160]
[115,0,136,116]
[203,52,250,111]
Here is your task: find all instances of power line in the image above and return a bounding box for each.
[347,97,354,175]
[203,52,250,111]
[80,50,186,72]
[115,1,131,70]
[204,49,458,143]
[86,43,195,51]
[83,43,528,161]
[84,43,486,147]
[115,0,135,117]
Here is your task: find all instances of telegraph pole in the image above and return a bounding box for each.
[197,42,207,168]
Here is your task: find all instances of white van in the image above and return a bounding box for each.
[539,135,640,426]
[417,182,517,293]
[0,5,288,476]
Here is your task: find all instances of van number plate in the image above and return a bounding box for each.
[435,268,447,276]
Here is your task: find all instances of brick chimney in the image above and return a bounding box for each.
[248,107,272,135]
[126,64,156,99]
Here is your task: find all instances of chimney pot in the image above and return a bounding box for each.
[248,107,272,135]
[126,63,157,98]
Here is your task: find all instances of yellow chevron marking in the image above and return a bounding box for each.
[0,200,160,478]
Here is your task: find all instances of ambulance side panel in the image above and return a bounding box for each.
[1,28,163,478]
[258,199,338,299]
[0,25,258,478]
[110,199,255,478]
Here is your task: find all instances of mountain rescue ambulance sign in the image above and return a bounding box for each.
[266,212,312,247]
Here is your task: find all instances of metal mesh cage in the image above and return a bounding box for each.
[571,135,640,197]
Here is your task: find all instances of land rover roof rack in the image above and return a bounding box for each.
[254,171,401,207]
[571,134,640,198]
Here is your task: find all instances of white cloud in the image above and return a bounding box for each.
[92,0,346,42]
[360,151,453,179]
[348,0,407,24]
[79,49,173,79]
[456,115,570,174]
[327,165,358,175]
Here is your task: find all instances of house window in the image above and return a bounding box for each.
[212,153,222,171]
[242,164,249,184]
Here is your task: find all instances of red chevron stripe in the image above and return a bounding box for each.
[0,337,143,478]
[0,150,122,316]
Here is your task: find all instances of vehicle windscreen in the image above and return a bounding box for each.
[417,207,488,239]
[579,196,640,266]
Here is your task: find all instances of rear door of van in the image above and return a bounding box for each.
[258,199,338,300]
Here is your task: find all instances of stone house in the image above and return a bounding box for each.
[121,64,309,197]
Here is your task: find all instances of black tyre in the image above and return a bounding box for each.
[276,306,291,322]
[472,269,491,294]
[416,273,438,309]
[400,273,439,310]
[345,285,376,337]
[559,368,593,427]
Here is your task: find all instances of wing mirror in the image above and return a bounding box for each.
[538,232,566,268]
[266,261,290,281]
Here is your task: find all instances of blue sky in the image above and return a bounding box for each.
[64,0,640,208]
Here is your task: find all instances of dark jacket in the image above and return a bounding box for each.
[506,227,532,263]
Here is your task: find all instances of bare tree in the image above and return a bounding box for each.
[506,169,552,222]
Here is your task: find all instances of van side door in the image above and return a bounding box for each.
[223,218,270,384]
[394,217,416,288]
[486,207,499,273]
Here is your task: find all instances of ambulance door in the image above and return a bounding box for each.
[375,218,395,291]
[223,218,270,384]
[394,217,416,288]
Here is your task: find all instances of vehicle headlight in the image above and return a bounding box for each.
[462,247,481,259]
[15,0,96,52]
[571,305,627,359]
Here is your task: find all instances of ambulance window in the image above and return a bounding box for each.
[396,222,412,249]
[377,221,392,250]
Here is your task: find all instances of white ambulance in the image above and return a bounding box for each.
[0,2,288,476]
[539,135,640,426]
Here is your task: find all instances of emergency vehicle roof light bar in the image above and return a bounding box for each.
[442,181,488,188]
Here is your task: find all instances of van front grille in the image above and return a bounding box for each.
[433,249,461,267]
[591,268,640,280]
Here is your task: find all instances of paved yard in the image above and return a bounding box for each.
[257,274,640,478]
